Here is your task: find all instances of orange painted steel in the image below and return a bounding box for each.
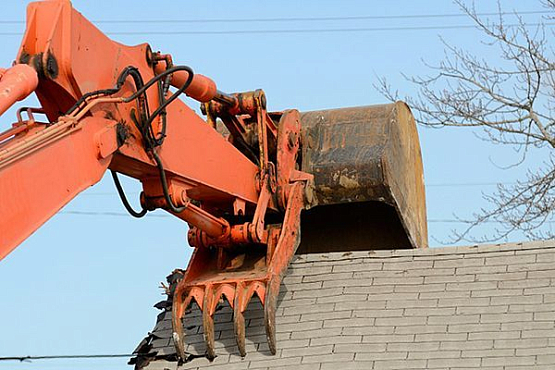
[172,182,305,360]
[0,0,428,362]
[0,0,313,358]
[0,64,38,116]
[0,116,114,260]
[1,0,268,258]
[0,107,44,142]
[154,61,217,103]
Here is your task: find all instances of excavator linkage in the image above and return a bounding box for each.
[171,182,305,360]
[0,0,428,362]
[169,102,428,361]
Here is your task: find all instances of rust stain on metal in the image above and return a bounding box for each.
[299,102,428,253]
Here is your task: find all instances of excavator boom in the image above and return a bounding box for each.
[0,0,427,361]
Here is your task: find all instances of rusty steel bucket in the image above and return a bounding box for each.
[298,101,428,253]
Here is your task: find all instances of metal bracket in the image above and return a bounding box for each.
[171,181,305,360]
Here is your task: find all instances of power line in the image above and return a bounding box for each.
[429,219,555,224]
[0,23,552,36]
[78,182,517,197]
[56,210,555,224]
[0,354,133,362]
[0,10,550,24]
[426,182,517,187]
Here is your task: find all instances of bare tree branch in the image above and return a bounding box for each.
[376,0,555,242]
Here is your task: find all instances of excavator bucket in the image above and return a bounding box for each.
[298,101,428,253]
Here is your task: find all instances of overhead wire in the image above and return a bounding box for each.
[0,23,553,37]
[1,10,548,221]
[54,210,555,224]
[0,9,551,367]
[426,182,517,187]
[0,10,551,24]
[0,354,134,362]
[78,181,519,197]
[112,23,555,36]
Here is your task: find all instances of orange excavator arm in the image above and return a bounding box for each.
[0,0,428,361]
[0,0,312,360]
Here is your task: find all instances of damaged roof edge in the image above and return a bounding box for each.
[131,239,555,370]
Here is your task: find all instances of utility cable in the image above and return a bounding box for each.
[0,10,552,24]
[0,354,134,362]
[0,23,553,37]
[54,210,555,224]
[78,182,519,197]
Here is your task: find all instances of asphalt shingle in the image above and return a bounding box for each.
[131,240,555,370]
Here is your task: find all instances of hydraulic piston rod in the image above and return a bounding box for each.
[0,64,38,116]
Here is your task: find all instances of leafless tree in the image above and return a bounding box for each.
[377,0,555,242]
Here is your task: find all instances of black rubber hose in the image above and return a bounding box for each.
[120,65,194,149]
[121,66,193,105]
[75,65,196,216]
[151,151,186,213]
[110,170,148,218]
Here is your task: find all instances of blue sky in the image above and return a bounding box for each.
[0,1,552,369]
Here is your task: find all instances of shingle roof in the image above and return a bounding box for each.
[131,240,555,369]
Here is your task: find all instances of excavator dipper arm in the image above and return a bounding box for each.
[0,0,313,360]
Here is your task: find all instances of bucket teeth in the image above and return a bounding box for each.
[170,181,305,361]
[171,286,204,362]
[233,306,246,357]
[171,285,187,361]
[233,282,247,357]
[172,280,271,360]
[233,281,266,357]
[264,304,276,355]
[202,288,216,361]
[203,284,237,361]
[170,265,297,360]
[264,278,280,355]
